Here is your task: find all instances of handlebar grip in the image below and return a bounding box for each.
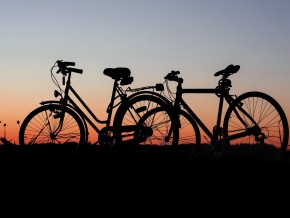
[164,70,180,80]
[171,71,180,75]
[68,67,83,74]
[62,61,75,67]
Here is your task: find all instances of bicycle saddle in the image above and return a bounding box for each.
[103,67,131,80]
[214,65,240,77]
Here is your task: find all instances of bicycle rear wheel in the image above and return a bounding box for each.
[223,91,289,156]
[19,104,86,146]
[113,94,179,146]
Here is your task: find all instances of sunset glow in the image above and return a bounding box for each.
[0,0,289,147]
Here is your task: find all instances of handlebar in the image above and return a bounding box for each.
[164,71,181,82]
[55,60,83,75]
[68,67,83,74]
[57,60,75,67]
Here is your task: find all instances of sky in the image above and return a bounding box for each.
[0,0,290,144]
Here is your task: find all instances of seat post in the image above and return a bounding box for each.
[106,80,118,126]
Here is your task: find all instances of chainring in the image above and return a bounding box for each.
[98,126,115,147]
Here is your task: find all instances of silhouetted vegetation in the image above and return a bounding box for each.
[1,142,290,166]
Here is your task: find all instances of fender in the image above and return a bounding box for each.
[40,100,89,142]
[125,91,172,106]
[40,100,80,113]
[114,91,177,128]
[40,100,62,106]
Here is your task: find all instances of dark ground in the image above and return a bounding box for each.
[1,142,290,165]
[2,142,289,183]
[1,142,290,203]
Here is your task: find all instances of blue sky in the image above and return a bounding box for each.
[0,0,290,142]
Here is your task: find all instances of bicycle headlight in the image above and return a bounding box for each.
[54,90,61,98]
[155,83,164,91]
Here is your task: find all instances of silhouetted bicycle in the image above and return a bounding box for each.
[159,65,289,157]
[19,60,178,148]
[124,65,289,157]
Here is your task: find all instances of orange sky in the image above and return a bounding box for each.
[0,1,290,146]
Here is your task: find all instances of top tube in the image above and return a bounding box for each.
[182,88,216,94]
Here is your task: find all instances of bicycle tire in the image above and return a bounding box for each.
[134,106,179,146]
[223,91,289,156]
[19,104,86,146]
[178,109,201,157]
[113,94,179,146]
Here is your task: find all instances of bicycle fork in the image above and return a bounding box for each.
[28,109,62,144]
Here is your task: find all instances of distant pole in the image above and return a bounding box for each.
[3,123,6,140]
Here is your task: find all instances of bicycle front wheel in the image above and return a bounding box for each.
[223,91,289,155]
[134,106,179,146]
[19,104,86,146]
[178,110,201,156]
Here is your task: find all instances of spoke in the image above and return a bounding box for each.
[22,106,82,145]
[226,94,287,150]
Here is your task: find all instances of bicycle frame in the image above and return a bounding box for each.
[174,80,260,144]
[50,71,125,137]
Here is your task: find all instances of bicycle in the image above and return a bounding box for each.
[18,60,178,148]
[145,64,289,157]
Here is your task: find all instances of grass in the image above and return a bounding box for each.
[1,141,290,165]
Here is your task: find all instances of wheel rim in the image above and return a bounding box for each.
[135,107,176,146]
[115,95,178,145]
[22,107,83,145]
[178,111,201,155]
[225,94,288,150]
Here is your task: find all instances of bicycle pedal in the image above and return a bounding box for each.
[53,113,61,119]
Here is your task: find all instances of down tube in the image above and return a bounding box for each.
[181,88,216,139]
[67,95,102,134]
[179,97,213,139]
